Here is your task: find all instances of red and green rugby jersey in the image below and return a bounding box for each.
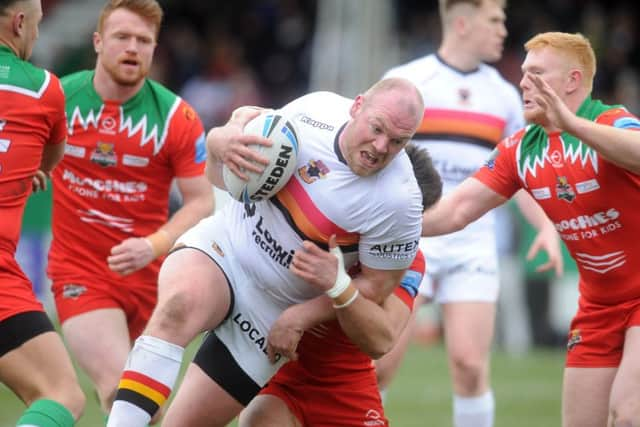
[0,46,66,254]
[48,70,206,285]
[475,96,640,304]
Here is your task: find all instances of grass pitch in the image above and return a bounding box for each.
[0,342,563,426]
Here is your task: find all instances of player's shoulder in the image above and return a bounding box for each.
[477,63,520,96]
[281,91,351,120]
[1,54,54,95]
[383,54,437,79]
[60,69,94,100]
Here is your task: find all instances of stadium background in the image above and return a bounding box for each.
[8,0,640,425]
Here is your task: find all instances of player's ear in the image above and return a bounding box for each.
[350,95,364,118]
[566,69,582,95]
[93,31,102,54]
[12,11,25,37]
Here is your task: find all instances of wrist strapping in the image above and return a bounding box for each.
[326,246,351,298]
[145,229,173,258]
[333,289,359,309]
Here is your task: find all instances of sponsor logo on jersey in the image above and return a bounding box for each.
[554,208,619,232]
[300,115,334,131]
[0,138,10,153]
[364,409,386,426]
[368,240,419,261]
[99,116,116,135]
[183,106,196,121]
[531,187,551,200]
[252,216,295,268]
[63,283,87,299]
[555,176,575,203]
[576,179,600,194]
[567,329,582,350]
[64,144,86,158]
[90,142,117,167]
[299,159,329,184]
[122,154,149,167]
[232,312,282,362]
[549,150,563,168]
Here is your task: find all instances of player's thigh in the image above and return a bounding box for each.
[62,308,130,387]
[441,301,496,359]
[0,329,81,404]
[162,362,244,427]
[148,248,232,343]
[562,367,615,427]
[609,326,640,423]
[239,395,301,427]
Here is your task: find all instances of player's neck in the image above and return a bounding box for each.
[93,65,145,103]
[437,43,481,73]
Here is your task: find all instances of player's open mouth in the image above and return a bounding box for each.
[361,151,378,167]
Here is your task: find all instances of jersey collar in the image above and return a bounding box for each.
[435,53,479,75]
[334,122,348,165]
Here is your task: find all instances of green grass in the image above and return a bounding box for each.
[0,343,564,426]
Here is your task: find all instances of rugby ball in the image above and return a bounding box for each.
[222,112,299,203]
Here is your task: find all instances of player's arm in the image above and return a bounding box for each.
[528,73,640,174]
[154,175,214,254]
[32,138,66,192]
[422,177,506,236]
[512,189,563,276]
[204,106,272,188]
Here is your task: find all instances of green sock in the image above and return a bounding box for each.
[16,399,75,427]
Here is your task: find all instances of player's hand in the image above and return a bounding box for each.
[527,222,564,277]
[290,235,341,293]
[266,307,303,363]
[206,108,272,181]
[32,170,49,193]
[107,237,155,276]
[527,73,578,132]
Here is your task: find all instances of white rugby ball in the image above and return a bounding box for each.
[223,112,299,203]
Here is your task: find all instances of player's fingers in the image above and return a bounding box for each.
[526,240,540,261]
[266,343,277,364]
[328,234,337,250]
[535,261,553,273]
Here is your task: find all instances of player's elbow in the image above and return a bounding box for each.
[361,331,396,360]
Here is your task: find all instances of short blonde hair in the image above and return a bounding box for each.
[525,32,596,91]
[439,0,506,21]
[96,0,163,38]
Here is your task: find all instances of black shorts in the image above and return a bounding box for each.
[0,311,55,357]
[193,331,261,406]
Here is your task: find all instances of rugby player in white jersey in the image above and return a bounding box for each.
[375,2,563,427]
[106,77,425,426]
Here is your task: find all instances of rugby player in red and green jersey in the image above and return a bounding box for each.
[0,0,86,425]
[46,0,214,420]
[419,32,640,427]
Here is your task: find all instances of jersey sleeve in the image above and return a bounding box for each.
[473,132,523,199]
[45,73,67,146]
[167,100,207,178]
[358,170,423,271]
[596,107,640,130]
[393,249,425,308]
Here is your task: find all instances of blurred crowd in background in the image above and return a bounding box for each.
[23,0,640,351]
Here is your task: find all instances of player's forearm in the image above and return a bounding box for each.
[40,140,65,174]
[334,294,405,359]
[568,116,640,174]
[513,189,553,231]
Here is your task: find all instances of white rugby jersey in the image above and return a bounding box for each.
[220,91,423,307]
[385,54,523,247]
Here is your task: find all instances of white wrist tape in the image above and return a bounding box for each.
[333,289,359,309]
[326,245,351,298]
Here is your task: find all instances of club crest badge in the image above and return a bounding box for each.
[556,176,575,203]
[90,142,117,167]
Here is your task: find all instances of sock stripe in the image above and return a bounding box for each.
[121,370,171,398]
[114,388,159,418]
[118,379,168,407]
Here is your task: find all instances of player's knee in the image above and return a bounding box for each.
[151,289,197,334]
[46,382,86,421]
[450,354,487,389]
[609,401,640,427]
